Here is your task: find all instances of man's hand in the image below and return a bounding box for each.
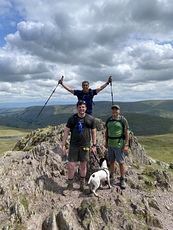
[104,142,108,148]
[108,76,112,83]
[62,154,67,161]
[58,79,63,84]
[58,76,64,84]
[61,144,67,161]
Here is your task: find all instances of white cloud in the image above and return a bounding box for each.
[0,0,173,106]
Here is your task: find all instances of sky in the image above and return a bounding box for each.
[1,0,173,106]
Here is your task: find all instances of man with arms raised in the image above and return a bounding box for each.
[58,76,112,114]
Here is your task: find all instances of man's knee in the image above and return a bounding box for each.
[68,162,76,170]
[80,162,87,170]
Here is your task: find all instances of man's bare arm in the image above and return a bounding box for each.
[58,79,74,94]
[96,76,112,94]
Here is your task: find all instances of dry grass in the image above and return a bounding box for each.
[0,126,31,156]
[138,133,173,164]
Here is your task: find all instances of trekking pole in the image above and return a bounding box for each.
[37,75,64,118]
[110,76,114,105]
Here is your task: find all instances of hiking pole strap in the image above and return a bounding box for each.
[37,75,64,118]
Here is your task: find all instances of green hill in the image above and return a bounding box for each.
[1,100,173,136]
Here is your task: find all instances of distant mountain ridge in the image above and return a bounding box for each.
[1,100,173,136]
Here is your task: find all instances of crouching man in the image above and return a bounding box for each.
[61,100,97,196]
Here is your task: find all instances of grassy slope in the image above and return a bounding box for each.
[1,100,173,135]
[0,126,31,156]
[138,134,173,164]
[1,100,173,162]
[0,139,18,155]
[0,125,173,165]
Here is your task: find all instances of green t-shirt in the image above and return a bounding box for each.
[106,115,129,148]
[66,113,96,147]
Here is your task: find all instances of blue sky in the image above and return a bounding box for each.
[1,0,173,106]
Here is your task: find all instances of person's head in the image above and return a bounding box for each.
[82,81,89,92]
[111,104,120,117]
[76,100,87,115]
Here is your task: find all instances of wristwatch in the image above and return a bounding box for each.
[92,144,97,147]
[125,144,128,147]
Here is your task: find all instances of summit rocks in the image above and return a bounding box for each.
[0,121,173,230]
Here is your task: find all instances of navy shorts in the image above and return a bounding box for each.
[108,146,125,164]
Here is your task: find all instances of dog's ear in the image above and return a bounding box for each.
[103,157,109,166]
[99,158,105,166]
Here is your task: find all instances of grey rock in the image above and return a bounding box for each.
[0,123,172,229]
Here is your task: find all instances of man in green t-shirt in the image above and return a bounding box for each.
[61,100,97,195]
[105,104,129,189]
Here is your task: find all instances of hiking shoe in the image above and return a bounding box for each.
[79,177,91,194]
[110,173,116,186]
[62,181,73,196]
[83,188,91,195]
[120,176,126,189]
[80,177,86,192]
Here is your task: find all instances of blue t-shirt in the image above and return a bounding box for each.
[74,89,97,114]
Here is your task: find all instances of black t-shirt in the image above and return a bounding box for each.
[66,113,96,147]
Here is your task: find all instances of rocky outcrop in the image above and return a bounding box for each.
[0,122,173,229]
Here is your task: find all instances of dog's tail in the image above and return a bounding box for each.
[88,177,91,185]
[88,174,95,185]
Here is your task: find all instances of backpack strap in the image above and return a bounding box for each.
[88,88,95,106]
[106,115,125,142]
[70,113,78,132]
[70,113,87,132]
[77,89,95,109]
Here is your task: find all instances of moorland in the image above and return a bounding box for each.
[1,99,173,163]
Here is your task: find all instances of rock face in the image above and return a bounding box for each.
[0,122,173,230]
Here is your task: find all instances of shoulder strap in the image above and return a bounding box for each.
[70,113,78,132]
[107,115,125,140]
[105,116,112,126]
[77,89,95,109]
[88,88,93,98]
[89,88,95,106]
[70,114,88,132]
[119,115,125,132]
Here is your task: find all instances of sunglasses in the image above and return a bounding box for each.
[77,100,86,106]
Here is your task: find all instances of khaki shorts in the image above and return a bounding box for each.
[68,145,90,162]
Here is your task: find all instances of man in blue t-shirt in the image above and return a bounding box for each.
[58,76,112,114]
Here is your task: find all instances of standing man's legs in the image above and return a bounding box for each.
[80,162,87,177]
[79,148,89,192]
[108,147,116,184]
[108,147,127,189]
[62,146,77,196]
[110,161,116,174]
[67,162,76,179]
[118,155,126,190]
[119,162,126,177]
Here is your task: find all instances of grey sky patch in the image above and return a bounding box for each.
[0,0,173,105]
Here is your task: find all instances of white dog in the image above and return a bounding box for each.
[88,158,111,197]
